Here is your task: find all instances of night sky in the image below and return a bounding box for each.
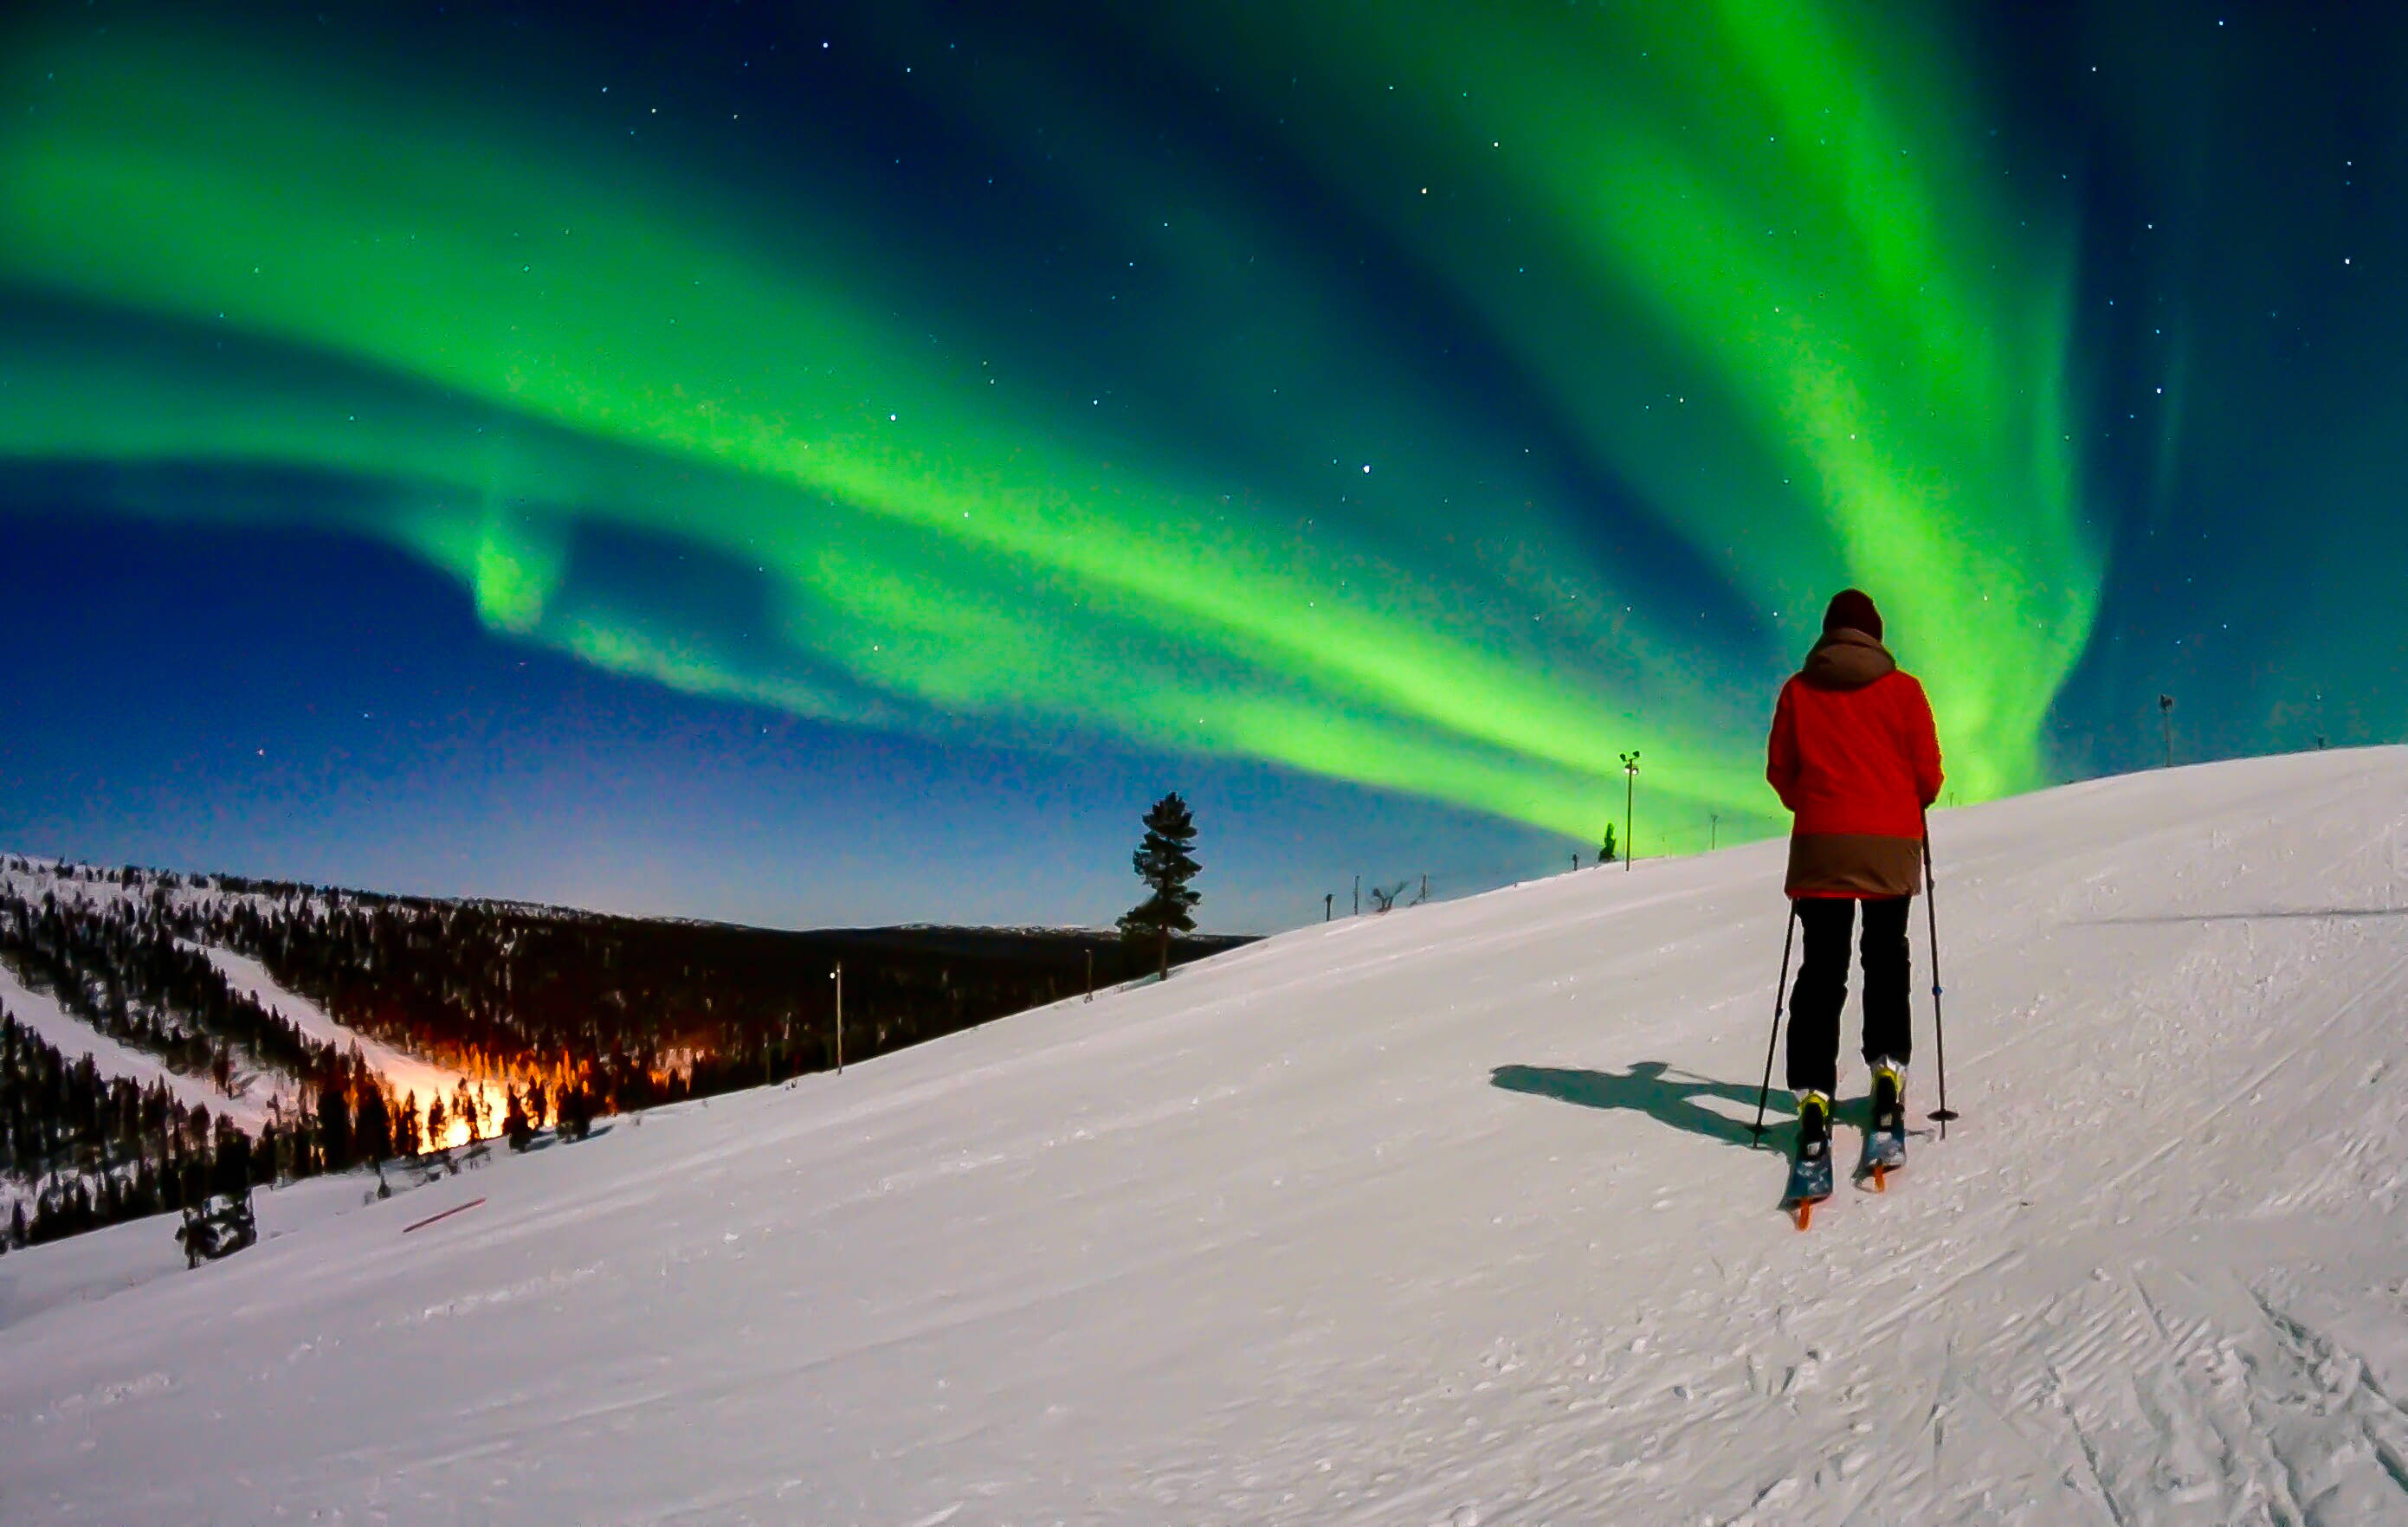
[1,1,2400,931]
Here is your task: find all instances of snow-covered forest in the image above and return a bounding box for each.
[0,858,1244,1248]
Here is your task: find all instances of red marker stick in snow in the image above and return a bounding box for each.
[402,1197,487,1234]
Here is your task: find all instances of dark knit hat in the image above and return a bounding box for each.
[1822,588,1883,641]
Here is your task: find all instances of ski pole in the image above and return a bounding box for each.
[1923,821,1958,1137]
[1747,905,1800,1143]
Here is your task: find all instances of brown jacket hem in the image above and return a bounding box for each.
[1785,833,1924,899]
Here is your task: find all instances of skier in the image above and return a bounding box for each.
[1766,589,1943,1189]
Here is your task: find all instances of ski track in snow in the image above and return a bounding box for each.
[0,750,2406,1524]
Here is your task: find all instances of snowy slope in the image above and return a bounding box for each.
[3,750,2406,1525]
[0,1160,468,1332]
[0,963,276,1131]
[0,854,500,1134]
[0,859,320,1119]
[194,944,502,1136]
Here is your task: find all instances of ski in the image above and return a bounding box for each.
[1856,1125,1906,1193]
[1781,1153,1833,1230]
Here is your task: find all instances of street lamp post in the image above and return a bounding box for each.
[1619,751,1641,873]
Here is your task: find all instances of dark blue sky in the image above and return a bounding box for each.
[2,0,2403,931]
[0,515,1570,928]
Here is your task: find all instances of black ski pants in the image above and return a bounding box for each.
[1785,895,1912,1099]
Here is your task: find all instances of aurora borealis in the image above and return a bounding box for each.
[2,2,2399,928]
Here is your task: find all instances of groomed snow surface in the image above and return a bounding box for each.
[4,749,2407,1525]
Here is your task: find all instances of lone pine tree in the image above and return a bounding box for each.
[1119,792,1202,980]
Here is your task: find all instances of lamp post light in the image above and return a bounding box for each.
[831,963,844,1073]
[1619,751,1641,873]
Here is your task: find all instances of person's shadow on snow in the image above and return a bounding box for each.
[1489,1061,1790,1150]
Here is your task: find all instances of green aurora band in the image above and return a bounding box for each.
[0,4,2099,843]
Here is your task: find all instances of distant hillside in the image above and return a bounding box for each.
[0,854,1251,1248]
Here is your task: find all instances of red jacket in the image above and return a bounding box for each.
[1766,629,1943,898]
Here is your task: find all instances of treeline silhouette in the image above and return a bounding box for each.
[184,893,1247,1110]
[0,857,1250,1249]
